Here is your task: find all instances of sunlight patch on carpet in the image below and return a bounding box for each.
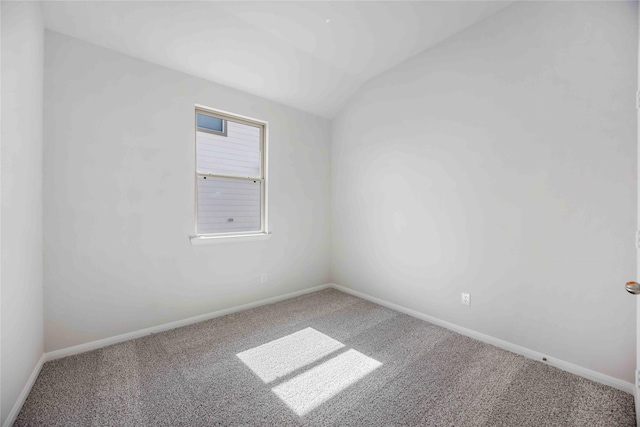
[236,327,345,383]
[272,349,382,416]
[238,328,382,416]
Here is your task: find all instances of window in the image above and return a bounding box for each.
[197,113,226,136]
[193,107,268,241]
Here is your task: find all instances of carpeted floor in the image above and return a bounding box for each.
[15,288,635,426]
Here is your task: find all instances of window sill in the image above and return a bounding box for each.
[190,232,272,245]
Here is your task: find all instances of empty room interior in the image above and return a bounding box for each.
[2,0,640,425]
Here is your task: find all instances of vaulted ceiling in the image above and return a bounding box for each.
[42,1,514,118]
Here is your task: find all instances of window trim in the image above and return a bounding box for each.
[192,105,269,242]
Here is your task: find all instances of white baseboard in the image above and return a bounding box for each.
[45,283,331,361]
[329,283,635,396]
[41,281,634,397]
[3,353,46,427]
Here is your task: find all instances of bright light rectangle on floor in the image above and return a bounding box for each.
[271,349,382,416]
[236,327,344,383]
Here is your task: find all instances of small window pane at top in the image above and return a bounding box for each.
[197,113,225,135]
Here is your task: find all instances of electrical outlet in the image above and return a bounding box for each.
[261,273,268,284]
[461,293,470,306]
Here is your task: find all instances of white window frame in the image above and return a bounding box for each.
[190,105,270,245]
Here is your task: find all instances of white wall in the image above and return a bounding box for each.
[332,1,637,383]
[1,2,45,424]
[43,32,331,352]
[636,4,640,414]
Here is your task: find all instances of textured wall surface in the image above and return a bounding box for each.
[43,32,331,352]
[1,2,45,424]
[332,1,637,383]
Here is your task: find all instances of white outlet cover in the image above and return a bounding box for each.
[461,293,470,306]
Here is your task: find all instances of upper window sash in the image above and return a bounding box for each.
[195,108,265,180]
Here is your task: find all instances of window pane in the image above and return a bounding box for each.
[197,176,262,234]
[197,119,261,177]
[197,113,224,133]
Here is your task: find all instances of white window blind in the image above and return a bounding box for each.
[195,109,266,236]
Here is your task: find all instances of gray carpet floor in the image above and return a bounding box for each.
[15,288,636,426]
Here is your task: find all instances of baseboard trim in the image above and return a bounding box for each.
[3,353,46,427]
[41,281,634,396]
[329,283,635,396]
[45,283,332,361]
